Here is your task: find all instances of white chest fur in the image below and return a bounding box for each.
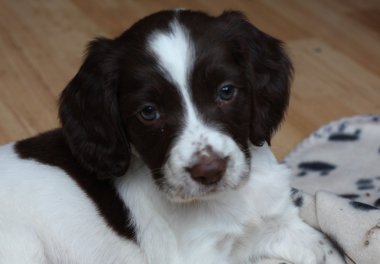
[115,144,292,264]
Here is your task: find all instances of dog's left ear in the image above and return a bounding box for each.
[59,37,130,179]
[219,11,293,146]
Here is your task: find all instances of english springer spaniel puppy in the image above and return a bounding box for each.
[0,10,345,264]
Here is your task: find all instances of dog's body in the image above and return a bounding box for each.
[0,10,345,264]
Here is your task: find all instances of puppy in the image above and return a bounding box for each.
[0,10,345,264]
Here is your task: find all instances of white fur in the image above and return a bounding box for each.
[0,143,344,263]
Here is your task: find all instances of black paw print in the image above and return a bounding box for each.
[297,161,336,177]
[329,123,361,141]
[356,179,375,191]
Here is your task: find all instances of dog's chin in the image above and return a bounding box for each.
[161,171,250,204]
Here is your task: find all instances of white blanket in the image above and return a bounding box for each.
[259,115,380,264]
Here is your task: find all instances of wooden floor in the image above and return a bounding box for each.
[0,0,379,159]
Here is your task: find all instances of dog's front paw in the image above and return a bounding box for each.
[252,218,346,264]
[275,223,346,264]
[290,235,345,264]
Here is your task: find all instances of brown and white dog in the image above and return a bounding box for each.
[0,10,345,264]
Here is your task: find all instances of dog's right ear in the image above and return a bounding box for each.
[218,11,293,146]
[59,37,130,179]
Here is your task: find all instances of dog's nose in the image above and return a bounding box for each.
[188,154,228,185]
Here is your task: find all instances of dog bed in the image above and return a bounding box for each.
[261,115,380,264]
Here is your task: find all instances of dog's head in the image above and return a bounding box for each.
[59,10,292,202]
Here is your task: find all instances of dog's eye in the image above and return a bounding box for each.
[138,105,160,122]
[217,84,236,101]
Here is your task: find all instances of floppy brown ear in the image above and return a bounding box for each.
[219,11,293,146]
[59,37,130,179]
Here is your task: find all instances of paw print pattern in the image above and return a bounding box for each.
[356,179,375,190]
[339,193,360,200]
[328,122,361,142]
[297,161,336,177]
[350,200,379,211]
[288,116,380,211]
[374,198,380,208]
[340,178,380,207]
[290,188,304,208]
[329,129,361,142]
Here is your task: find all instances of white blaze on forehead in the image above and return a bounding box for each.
[148,20,198,123]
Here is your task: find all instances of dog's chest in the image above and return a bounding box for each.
[130,185,257,263]
[146,210,246,264]
[170,208,248,263]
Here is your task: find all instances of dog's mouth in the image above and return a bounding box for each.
[159,168,251,203]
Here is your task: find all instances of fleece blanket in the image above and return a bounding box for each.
[258,115,380,264]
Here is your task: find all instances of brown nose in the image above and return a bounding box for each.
[188,153,228,185]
